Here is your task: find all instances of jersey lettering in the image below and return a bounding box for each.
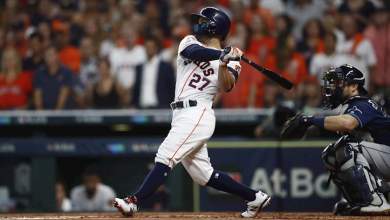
[203,68,214,76]
[368,100,378,110]
[176,35,241,101]
[187,61,215,91]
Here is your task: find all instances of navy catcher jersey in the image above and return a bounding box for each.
[343,96,390,146]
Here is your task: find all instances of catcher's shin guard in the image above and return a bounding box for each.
[321,136,374,207]
[332,164,373,207]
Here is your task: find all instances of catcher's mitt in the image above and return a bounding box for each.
[280,113,310,139]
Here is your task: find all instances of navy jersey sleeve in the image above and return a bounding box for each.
[346,100,378,128]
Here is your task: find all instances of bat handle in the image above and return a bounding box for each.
[241,56,250,63]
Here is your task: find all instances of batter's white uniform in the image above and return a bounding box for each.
[155,35,241,186]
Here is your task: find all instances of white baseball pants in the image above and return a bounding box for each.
[155,102,215,186]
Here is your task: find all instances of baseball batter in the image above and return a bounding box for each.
[113,7,270,218]
[281,64,390,215]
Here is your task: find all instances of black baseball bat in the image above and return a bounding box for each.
[241,56,294,90]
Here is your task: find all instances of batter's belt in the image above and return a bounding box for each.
[170,100,197,109]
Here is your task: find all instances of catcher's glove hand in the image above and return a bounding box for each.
[280,113,311,139]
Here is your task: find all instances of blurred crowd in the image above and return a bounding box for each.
[0,0,389,110]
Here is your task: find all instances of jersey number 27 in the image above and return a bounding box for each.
[188,73,210,91]
[188,62,214,91]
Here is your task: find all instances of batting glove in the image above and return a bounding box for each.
[219,46,243,64]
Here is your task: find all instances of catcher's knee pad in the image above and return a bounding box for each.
[322,135,353,171]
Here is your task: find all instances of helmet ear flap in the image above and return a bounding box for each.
[208,21,217,35]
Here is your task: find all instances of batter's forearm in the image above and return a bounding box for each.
[218,63,235,92]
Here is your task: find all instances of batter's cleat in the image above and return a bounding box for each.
[113,196,138,217]
[360,193,390,213]
[241,191,271,218]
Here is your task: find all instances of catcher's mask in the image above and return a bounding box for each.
[322,64,367,109]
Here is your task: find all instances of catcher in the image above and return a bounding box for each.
[281,64,390,215]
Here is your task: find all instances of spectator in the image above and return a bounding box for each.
[364,5,390,91]
[99,26,116,58]
[22,32,45,73]
[0,0,387,112]
[70,166,116,212]
[73,37,99,108]
[274,14,293,36]
[310,31,349,80]
[229,0,246,23]
[108,21,147,105]
[87,58,124,109]
[259,0,286,15]
[296,76,322,113]
[246,14,275,64]
[264,33,308,85]
[297,18,325,68]
[321,11,346,45]
[220,54,265,108]
[56,23,81,74]
[263,80,282,108]
[161,17,190,70]
[69,12,85,47]
[338,0,376,30]
[37,21,52,50]
[0,48,32,109]
[286,0,327,39]
[0,28,4,55]
[33,46,73,110]
[337,14,377,89]
[133,36,175,109]
[243,0,275,32]
[9,24,28,57]
[79,37,99,90]
[83,17,102,48]
[30,0,53,26]
[55,182,71,212]
[226,21,248,53]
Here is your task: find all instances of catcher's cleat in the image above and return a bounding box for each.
[333,198,360,216]
[241,190,271,218]
[334,193,390,215]
[113,196,138,217]
[360,193,390,213]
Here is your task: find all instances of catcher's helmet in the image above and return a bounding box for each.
[191,7,231,40]
[322,64,367,108]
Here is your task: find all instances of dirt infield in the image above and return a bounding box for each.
[0,212,389,220]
